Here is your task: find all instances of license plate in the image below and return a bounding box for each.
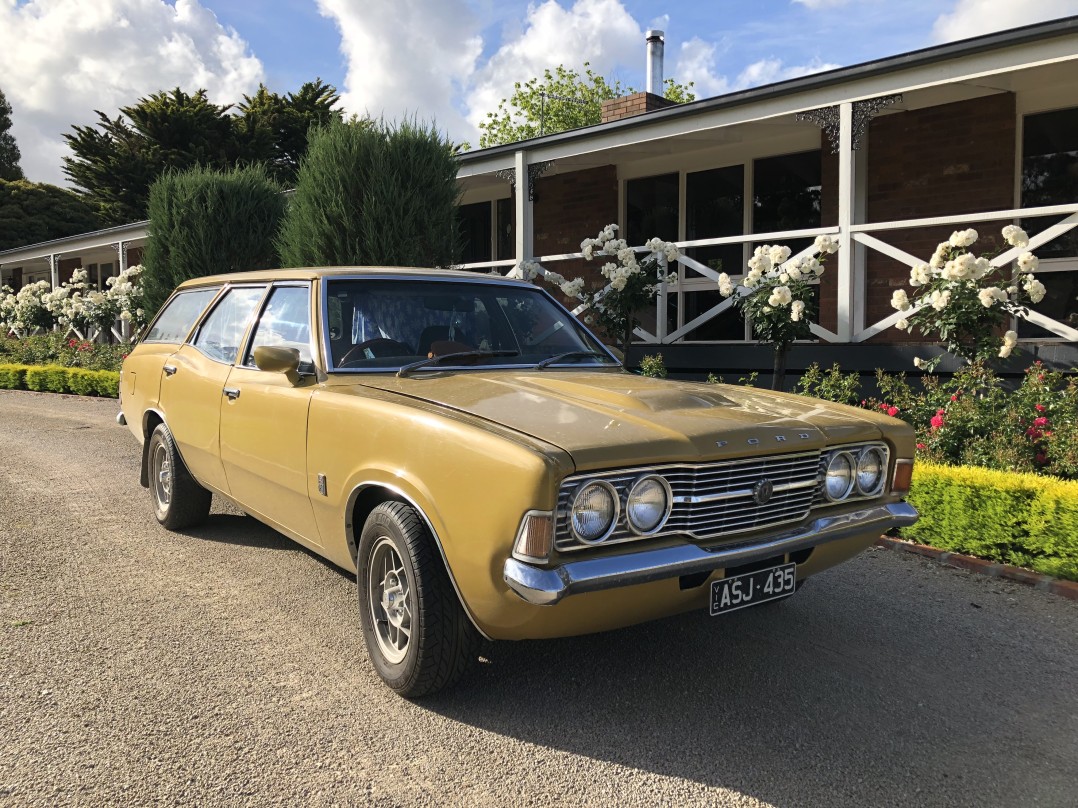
[710,562,797,616]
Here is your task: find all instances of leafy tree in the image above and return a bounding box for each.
[64,88,241,225]
[0,88,24,181]
[236,79,343,186]
[0,179,100,251]
[141,164,285,314]
[477,63,695,148]
[63,82,343,226]
[278,118,460,269]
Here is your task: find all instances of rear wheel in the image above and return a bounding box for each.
[357,501,480,698]
[147,423,212,530]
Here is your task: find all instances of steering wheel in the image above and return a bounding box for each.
[337,338,411,367]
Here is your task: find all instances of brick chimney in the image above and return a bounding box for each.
[600,29,677,124]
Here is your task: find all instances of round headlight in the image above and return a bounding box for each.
[570,480,619,543]
[857,447,886,495]
[825,452,855,501]
[626,474,671,535]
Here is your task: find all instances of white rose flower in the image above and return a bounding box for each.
[978,287,1006,307]
[1017,252,1039,273]
[891,289,911,311]
[768,285,793,306]
[120,310,132,321]
[560,278,585,298]
[617,247,635,264]
[909,264,931,287]
[544,271,565,286]
[768,245,792,264]
[778,272,790,284]
[930,290,951,311]
[790,300,805,322]
[913,357,926,369]
[999,343,1014,359]
[1002,225,1029,248]
[1007,286,1018,295]
[762,306,773,314]
[896,318,909,331]
[610,277,628,292]
[745,269,763,288]
[787,266,803,281]
[972,257,992,280]
[1026,279,1046,304]
[1003,329,1018,346]
[813,234,839,254]
[748,255,772,274]
[949,228,978,248]
[582,244,594,261]
[717,273,735,297]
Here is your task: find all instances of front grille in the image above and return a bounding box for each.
[556,451,822,552]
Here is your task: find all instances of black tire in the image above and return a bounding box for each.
[357,501,480,698]
[147,423,212,531]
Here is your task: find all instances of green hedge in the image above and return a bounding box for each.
[901,462,1078,581]
[0,363,118,398]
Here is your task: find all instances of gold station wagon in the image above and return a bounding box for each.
[119,267,918,697]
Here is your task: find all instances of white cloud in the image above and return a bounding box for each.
[464,0,643,137]
[317,0,483,142]
[932,0,1078,41]
[0,0,264,186]
[676,38,840,100]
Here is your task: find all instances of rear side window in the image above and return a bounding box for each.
[192,287,266,364]
[143,289,218,343]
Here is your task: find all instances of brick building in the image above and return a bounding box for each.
[453,18,1078,378]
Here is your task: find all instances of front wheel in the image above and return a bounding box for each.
[357,502,480,698]
[147,423,212,530]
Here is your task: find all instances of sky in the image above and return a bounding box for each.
[2,0,1078,186]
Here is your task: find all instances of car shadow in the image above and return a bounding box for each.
[419,565,1077,807]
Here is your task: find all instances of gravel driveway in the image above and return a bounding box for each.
[1,389,1076,807]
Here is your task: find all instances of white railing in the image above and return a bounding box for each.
[478,202,1078,345]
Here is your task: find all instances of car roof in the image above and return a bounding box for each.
[176,266,524,289]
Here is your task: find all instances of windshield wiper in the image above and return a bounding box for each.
[535,350,614,370]
[397,350,520,377]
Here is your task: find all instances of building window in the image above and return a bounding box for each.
[683,165,746,340]
[626,173,678,243]
[753,150,822,247]
[458,202,493,268]
[1019,107,1078,337]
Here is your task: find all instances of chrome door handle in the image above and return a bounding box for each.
[163,365,177,376]
[223,387,241,401]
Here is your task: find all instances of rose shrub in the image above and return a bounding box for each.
[891,225,1046,370]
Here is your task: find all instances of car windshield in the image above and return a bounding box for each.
[325,278,619,372]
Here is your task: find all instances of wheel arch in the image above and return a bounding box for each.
[346,481,491,641]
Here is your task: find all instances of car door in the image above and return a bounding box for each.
[219,283,322,546]
[158,285,267,495]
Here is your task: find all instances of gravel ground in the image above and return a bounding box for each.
[1,388,1077,807]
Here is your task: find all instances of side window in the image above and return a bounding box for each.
[143,289,219,343]
[244,286,313,368]
[192,287,265,364]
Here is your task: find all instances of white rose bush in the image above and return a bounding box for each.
[511,224,679,355]
[716,234,840,389]
[0,264,149,340]
[892,226,1045,371]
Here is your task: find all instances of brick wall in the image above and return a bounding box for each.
[863,92,1016,340]
[600,92,676,124]
[533,164,618,283]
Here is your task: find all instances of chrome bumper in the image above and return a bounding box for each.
[503,501,918,606]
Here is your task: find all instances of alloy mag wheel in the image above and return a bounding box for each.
[366,536,413,664]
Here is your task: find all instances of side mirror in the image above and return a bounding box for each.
[253,346,302,386]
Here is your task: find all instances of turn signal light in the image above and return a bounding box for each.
[513,512,553,562]
[892,459,914,496]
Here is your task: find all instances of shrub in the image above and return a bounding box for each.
[795,362,860,406]
[901,462,1078,581]
[638,353,667,378]
[25,365,70,393]
[0,363,25,388]
[0,363,118,397]
[278,118,460,269]
[0,333,127,372]
[142,164,285,314]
